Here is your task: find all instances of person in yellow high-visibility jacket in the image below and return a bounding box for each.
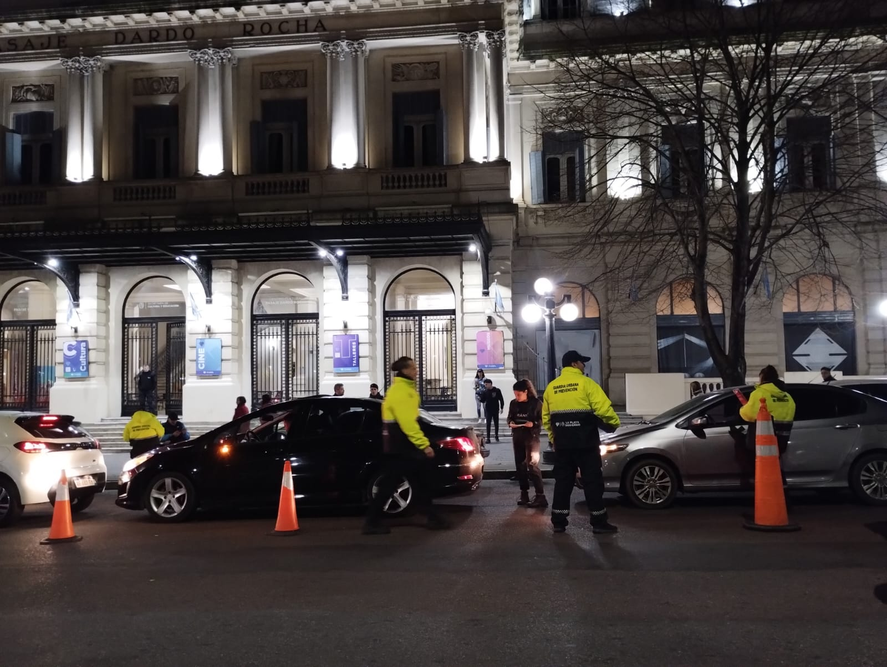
[740,365,796,456]
[542,350,620,535]
[123,411,165,458]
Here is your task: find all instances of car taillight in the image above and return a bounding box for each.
[440,437,475,453]
[94,439,101,450]
[14,441,48,454]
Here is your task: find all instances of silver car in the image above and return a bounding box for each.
[559,384,887,509]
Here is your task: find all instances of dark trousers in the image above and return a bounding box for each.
[485,409,499,441]
[138,390,156,413]
[551,447,608,526]
[130,436,160,458]
[514,436,545,495]
[366,454,438,525]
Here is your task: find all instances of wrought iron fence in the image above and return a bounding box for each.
[0,322,55,411]
[122,319,185,416]
[251,316,319,409]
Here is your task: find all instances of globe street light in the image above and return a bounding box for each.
[522,278,576,386]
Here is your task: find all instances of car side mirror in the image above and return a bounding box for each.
[690,426,707,440]
[691,415,712,427]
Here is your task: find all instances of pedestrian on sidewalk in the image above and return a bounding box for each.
[136,365,157,413]
[259,393,275,424]
[480,378,505,443]
[233,396,251,434]
[161,411,190,444]
[508,379,547,508]
[123,410,166,458]
[363,356,449,535]
[542,350,621,535]
[474,369,486,423]
[334,383,345,396]
[369,383,384,399]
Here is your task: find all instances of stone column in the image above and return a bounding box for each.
[183,260,243,422]
[322,40,368,169]
[49,266,111,421]
[320,257,375,395]
[485,30,506,162]
[189,46,236,176]
[60,56,104,182]
[459,32,487,163]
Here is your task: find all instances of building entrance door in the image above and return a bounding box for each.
[384,311,457,410]
[251,316,319,408]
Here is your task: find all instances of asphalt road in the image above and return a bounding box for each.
[1,482,886,667]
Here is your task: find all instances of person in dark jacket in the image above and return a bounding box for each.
[480,378,505,443]
[508,379,547,508]
[161,411,190,444]
[137,365,157,413]
[363,356,448,535]
[369,383,384,399]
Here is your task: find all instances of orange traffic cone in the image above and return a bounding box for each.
[270,461,300,536]
[744,398,800,532]
[41,471,82,544]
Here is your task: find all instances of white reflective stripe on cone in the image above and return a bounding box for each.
[282,469,294,491]
[56,472,70,502]
[756,445,779,457]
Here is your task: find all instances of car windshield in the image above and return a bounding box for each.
[648,393,726,425]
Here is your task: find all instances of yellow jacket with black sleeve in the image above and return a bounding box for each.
[542,367,620,450]
[740,381,795,451]
[122,411,165,442]
[382,376,431,454]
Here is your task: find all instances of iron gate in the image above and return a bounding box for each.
[384,311,457,411]
[251,316,319,409]
[0,322,55,411]
[122,319,186,416]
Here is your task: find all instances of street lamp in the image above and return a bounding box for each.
[522,278,577,386]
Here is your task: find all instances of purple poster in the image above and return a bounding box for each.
[333,334,360,373]
[476,330,505,370]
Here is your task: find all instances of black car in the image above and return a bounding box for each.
[116,397,485,522]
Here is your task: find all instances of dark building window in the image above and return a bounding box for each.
[4,111,57,185]
[392,90,445,168]
[782,116,833,191]
[543,0,581,20]
[530,131,585,204]
[133,105,179,179]
[251,99,309,174]
[659,123,704,199]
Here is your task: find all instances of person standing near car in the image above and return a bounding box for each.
[369,383,384,400]
[480,378,505,443]
[820,367,837,384]
[137,365,157,413]
[740,365,796,457]
[123,410,166,458]
[474,369,486,423]
[542,350,621,535]
[363,356,449,535]
[508,379,547,508]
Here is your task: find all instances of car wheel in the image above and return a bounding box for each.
[143,473,197,522]
[624,458,678,509]
[0,477,24,528]
[850,453,887,506]
[70,492,96,514]
[368,472,415,516]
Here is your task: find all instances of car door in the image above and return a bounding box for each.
[782,386,864,483]
[680,392,749,488]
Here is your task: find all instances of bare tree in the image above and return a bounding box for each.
[533,0,887,385]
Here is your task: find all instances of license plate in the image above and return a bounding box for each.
[72,475,96,489]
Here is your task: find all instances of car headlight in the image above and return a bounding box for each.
[600,443,629,456]
[122,453,153,474]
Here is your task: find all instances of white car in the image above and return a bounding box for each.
[0,412,107,527]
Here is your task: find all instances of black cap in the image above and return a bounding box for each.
[562,350,591,367]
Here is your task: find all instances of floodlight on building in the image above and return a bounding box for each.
[335,249,344,257]
[318,249,328,258]
[521,303,543,324]
[533,277,554,296]
[469,243,477,252]
[47,258,60,268]
[189,254,198,261]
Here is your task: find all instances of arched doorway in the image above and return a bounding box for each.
[251,273,319,408]
[534,282,602,385]
[122,277,186,416]
[0,280,56,411]
[384,269,457,410]
[783,274,855,373]
[656,278,725,377]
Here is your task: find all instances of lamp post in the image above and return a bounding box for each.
[521,278,580,386]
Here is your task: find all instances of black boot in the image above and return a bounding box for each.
[552,523,567,534]
[517,491,530,506]
[527,494,548,509]
[592,521,618,535]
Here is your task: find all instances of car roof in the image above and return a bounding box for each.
[831,378,887,385]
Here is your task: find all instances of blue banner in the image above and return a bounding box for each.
[63,340,89,379]
[333,334,360,373]
[196,338,222,377]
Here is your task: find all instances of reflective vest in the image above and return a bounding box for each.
[542,367,620,449]
[382,377,430,453]
[123,411,165,442]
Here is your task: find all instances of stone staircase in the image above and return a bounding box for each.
[80,418,220,452]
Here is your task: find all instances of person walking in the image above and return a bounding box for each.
[369,383,384,399]
[233,396,251,434]
[363,356,449,535]
[161,411,190,444]
[740,365,796,459]
[508,379,547,508]
[542,350,620,535]
[480,378,505,443]
[123,410,166,458]
[137,365,157,413]
[474,370,486,423]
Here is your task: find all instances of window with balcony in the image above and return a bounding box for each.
[250,99,309,174]
[392,91,445,168]
[782,116,834,191]
[529,131,585,204]
[659,123,705,199]
[133,105,179,180]
[3,111,58,186]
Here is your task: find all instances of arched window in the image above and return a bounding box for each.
[251,273,319,407]
[554,282,600,319]
[122,277,186,416]
[0,280,56,411]
[656,278,725,377]
[384,269,457,410]
[783,274,855,373]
